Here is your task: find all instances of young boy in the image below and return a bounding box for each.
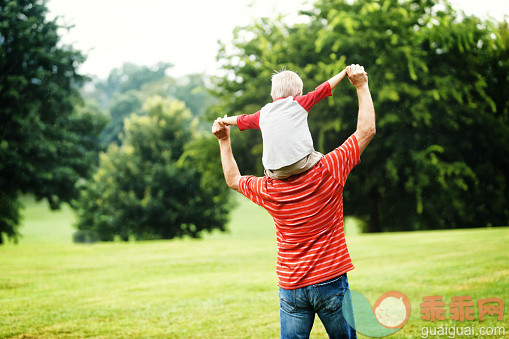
[222,69,347,179]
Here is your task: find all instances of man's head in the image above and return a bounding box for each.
[271,70,303,100]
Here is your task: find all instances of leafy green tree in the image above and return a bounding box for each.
[210,0,509,231]
[99,90,143,145]
[139,73,214,121]
[96,62,172,99]
[75,97,231,241]
[0,0,106,243]
[173,74,215,118]
[90,62,214,147]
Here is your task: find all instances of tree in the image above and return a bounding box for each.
[99,90,143,146]
[88,62,214,147]
[173,74,215,118]
[0,0,106,243]
[210,0,509,231]
[96,62,173,100]
[75,97,232,241]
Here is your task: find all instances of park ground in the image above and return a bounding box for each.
[0,194,508,338]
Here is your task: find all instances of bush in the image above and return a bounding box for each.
[75,97,232,241]
[73,230,99,244]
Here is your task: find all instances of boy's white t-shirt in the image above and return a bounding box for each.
[259,97,314,170]
[237,82,332,170]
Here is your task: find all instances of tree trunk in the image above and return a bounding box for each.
[368,188,382,233]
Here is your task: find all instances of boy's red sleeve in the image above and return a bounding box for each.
[295,82,332,112]
[237,111,261,131]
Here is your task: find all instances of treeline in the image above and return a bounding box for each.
[0,0,229,243]
[82,62,213,147]
[1,0,507,244]
[209,0,509,231]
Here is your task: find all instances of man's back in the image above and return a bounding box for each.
[212,64,374,339]
[239,134,360,289]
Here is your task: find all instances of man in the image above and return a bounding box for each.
[212,64,375,339]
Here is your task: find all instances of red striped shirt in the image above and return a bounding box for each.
[239,134,360,289]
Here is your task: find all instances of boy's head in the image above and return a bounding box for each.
[271,70,303,100]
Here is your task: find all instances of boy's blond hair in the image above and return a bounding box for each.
[271,70,303,100]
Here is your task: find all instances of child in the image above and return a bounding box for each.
[222,69,347,180]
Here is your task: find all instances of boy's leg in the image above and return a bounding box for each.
[279,287,315,339]
[265,151,323,180]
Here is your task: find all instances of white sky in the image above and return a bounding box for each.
[46,0,508,79]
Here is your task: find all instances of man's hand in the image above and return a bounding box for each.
[346,64,368,89]
[212,116,230,141]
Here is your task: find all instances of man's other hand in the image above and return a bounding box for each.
[346,64,368,89]
[212,116,230,141]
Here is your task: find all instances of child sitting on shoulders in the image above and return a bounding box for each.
[222,68,347,180]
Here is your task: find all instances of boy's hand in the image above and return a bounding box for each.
[346,64,368,89]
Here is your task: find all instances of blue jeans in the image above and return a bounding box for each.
[279,273,356,339]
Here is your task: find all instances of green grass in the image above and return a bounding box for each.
[0,194,508,338]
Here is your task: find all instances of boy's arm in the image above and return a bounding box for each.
[222,116,239,126]
[295,82,333,112]
[296,69,349,112]
[327,69,347,91]
[227,111,261,131]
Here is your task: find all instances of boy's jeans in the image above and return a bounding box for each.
[279,273,356,339]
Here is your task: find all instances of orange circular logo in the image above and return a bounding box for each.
[372,291,411,329]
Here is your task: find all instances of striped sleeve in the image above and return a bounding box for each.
[238,175,265,207]
[323,134,360,186]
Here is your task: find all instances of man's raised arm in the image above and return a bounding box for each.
[348,64,376,155]
[212,117,242,192]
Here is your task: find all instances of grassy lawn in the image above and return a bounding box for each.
[0,194,508,338]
